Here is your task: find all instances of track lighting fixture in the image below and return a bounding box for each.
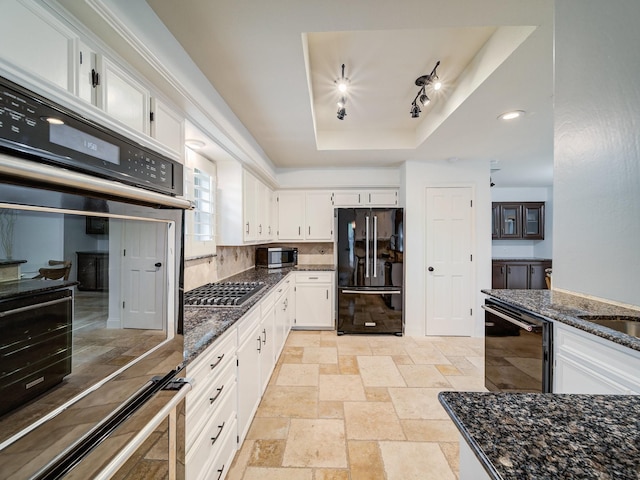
[335,64,349,120]
[337,96,347,120]
[410,60,441,118]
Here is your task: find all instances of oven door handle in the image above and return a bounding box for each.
[482,305,537,332]
[341,289,402,295]
[0,296,71,317]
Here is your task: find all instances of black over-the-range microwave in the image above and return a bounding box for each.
[256,247,298,268]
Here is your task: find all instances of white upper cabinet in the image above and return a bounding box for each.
[332,189,398,207]
[150,96,184,155]
[243,171,259,242]
[97,56,150,134]
[277,190,333,241]
[77,40,97,105]
[0,0,76,92]
[277,191,305,240]
[305,191,334,240]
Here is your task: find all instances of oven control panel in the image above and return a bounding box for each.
[0,76,182,196]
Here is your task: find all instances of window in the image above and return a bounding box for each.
[184,148,216,258]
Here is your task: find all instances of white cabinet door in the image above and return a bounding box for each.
[260,302,275,393]
[554,323,640,394]
[0,1,75,92]
[305,191,333,240]
[277,191,305,240]
[258,182,273,241]
[150,96,184,154]
[77,40,97,105]
[332,190,364,207]
[294,272,334,329]
[236,311,263,443]
[243,171,259,242]
[97,56,150,134]
[273,280,291,359]
[366,190,398,206]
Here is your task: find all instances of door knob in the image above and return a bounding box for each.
[428,266,434,272]
[155,262,162,268]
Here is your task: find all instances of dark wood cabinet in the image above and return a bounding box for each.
[492,259,551,289]
[76,251,109,291]
[492,202,545,240]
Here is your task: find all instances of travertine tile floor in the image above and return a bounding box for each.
[227,330,485,480]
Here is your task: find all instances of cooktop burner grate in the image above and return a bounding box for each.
[184,281,265,306]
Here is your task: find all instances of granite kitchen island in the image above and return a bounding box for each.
[439,391,639,480]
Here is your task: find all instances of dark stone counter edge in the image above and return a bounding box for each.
[0,279,80,300]
[182,265,335,363]
[438,392,501,480]
[482,289,640,352]
[0,258,27,265]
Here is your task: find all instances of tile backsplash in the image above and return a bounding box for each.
[184,243,334,291]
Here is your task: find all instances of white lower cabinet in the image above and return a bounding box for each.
[554,322,640,394]
[186,275,295,479]
[236,308,263,445]
[294,272,334,329]
[185,328,238,480]
[274,277,292,358]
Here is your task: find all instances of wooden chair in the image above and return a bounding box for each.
[33,260,72,281]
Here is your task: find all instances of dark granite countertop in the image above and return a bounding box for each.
[183,264,334,362]
[0,278,79,300]
[482,289,640,352]
[439,391,640,480]
[0,258,27,266]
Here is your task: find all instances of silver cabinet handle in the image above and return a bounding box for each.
[211,421,226,445]
[209,385,224,404]
[210,354,224,370]
[262,328,267,344]
[257,337,262,352]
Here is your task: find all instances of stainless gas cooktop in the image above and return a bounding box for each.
[184,281,265,306]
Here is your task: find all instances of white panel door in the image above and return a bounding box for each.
[277,191,305,240]
[425,187,473,336]
[122,221,166,330]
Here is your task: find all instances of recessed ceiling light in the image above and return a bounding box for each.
[497,110,525,121]
[185,139,205,150]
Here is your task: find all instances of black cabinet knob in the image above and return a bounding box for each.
[155,262,162,268]
[428,267,434,272]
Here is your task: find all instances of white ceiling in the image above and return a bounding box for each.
[146,0,554,187]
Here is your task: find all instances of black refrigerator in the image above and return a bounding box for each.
[336,208,404,335]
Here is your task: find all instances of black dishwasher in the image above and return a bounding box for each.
[483,298,552,393]
[0,288,73,416]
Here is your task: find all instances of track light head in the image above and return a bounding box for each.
[419,91,430,107]
[410,102,421,118]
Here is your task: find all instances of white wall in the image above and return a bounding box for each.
[403,159,492,337]
[554,0,640,307]
[491,186,553,259]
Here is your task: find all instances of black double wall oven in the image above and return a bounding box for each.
[0,75,191,478]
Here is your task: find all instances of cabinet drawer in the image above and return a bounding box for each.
[260,289,275,316]
[186,359,236,450]
[187,328,237,389]
[202,417,238,480]
[186,381,237,479]
[237,308,261,345]
[296,272,332,283]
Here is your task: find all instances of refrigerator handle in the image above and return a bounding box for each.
[365,215,370,278]
[373,215,378,277]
